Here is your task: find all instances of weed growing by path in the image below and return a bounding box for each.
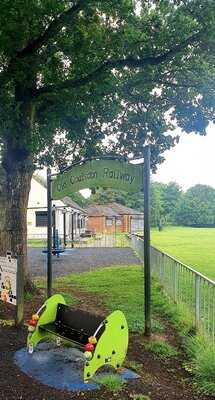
[143,339,178,359]
[184,335,215,396]
[151,319,165,334]
[125,360,143,373]
[95,374,124,391]
[131,394,151,400]
[152,282,215,395]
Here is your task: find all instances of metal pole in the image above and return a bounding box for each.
[52,205,56,250]
[47,168,52,298]
[74,212,77,237]
[71,213,74,248]
[144,145,151,336]
[63,208,66,247]
[195,274,201,330]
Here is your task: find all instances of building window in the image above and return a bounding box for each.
[106,217,113,226]
[35,211,48,227]
[77,216,81,229]
[116,217,122,225]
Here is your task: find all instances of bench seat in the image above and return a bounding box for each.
[39,304,105,347]
[40,323,86,348]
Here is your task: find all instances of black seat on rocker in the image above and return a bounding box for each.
[40,304,105,347]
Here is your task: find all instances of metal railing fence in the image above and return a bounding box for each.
[130,234,215,343]
[70,233,130,248]
[27,233,130,248]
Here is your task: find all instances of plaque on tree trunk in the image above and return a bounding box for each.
[0,254,17,305]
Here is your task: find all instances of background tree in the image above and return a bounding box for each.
[85,181,182,227]
[150,182,165,227]
[162,182,182,224]
[0,0,214,279]
[175,184,215,226]
[86,187,144,210]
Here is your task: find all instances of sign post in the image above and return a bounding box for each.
[143,146,151,336]
[47,168,53,298]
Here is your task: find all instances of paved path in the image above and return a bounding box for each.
[28,247,141,277]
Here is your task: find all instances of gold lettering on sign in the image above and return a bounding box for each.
[103,168,135,184]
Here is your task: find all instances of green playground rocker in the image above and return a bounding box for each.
[27,294,129,382]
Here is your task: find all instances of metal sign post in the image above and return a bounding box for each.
[47,168,53,298]
[143,145,151,336]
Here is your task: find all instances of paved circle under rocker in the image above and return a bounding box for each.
[14,343,140,392]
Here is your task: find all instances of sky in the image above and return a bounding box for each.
[152,122,215,191]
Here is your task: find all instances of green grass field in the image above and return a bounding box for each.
[151,226,215,281]
[27,239,47,247]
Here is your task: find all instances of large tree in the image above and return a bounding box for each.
[0,0,215,278]
[162,182,182,224]
[176,184,215,226]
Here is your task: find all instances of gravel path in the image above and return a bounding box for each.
[28,247,141,277]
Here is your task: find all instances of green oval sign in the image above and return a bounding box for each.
[52,159,143,199]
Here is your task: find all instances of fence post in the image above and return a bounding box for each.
[159,251,162,280]
[160,253,164,282]
[47,167,53,298]
[150,247,153,274]
[143,145,151,337]
[195,274,201,329]
[173,263,177,303]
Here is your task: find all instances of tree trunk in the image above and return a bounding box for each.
[0,76,37,289]
[0,146,34,280]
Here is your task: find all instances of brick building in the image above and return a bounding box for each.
[85,203,143,234]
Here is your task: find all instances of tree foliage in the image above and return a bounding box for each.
[0,0,215,169]
[175,184,215,226]
[150,182,165,226]
[85,187,144,210]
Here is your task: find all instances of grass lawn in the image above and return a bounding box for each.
[43,265,191,335]
[46,265,145,332]
[28,239,47,247]
[151,226,215,281]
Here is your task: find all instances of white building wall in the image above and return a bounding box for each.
[27,178,66,239]
[27,176,86,240]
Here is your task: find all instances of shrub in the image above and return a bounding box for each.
[184,335,215,396]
